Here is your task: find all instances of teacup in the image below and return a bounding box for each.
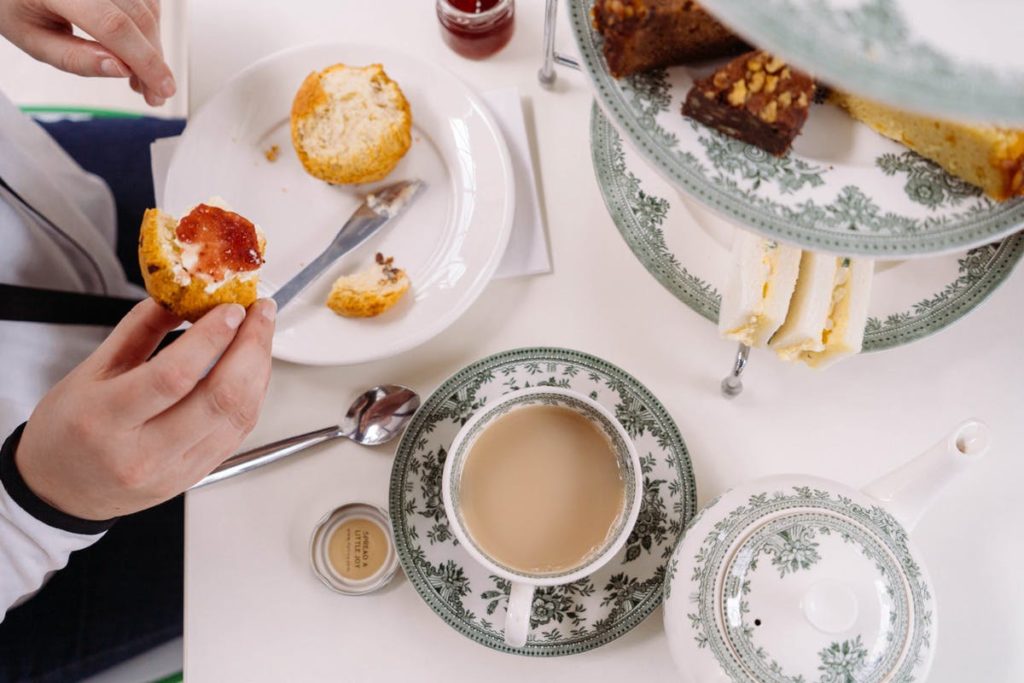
[442,387,642,647]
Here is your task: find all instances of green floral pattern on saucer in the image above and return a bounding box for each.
[590,105,1024,352]
[389,348,696,655]
[570,0,1024,256]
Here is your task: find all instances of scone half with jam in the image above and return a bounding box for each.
[139,199,265,322]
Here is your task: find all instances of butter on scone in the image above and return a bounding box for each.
[139,199,265,322]
[326,253,410,318]
[291,63,412,185]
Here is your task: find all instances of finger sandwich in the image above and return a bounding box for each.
[798,258,874,368]
[717,229,874,369]
[769,254,874,367]
[718,230,801,346]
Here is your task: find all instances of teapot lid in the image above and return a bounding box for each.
[664,477,935,683]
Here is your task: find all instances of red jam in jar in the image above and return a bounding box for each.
[437,0,515,60]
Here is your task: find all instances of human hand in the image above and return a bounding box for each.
[0,0,175,106]
[14,298,276,521]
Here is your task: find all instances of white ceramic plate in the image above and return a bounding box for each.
[165,43,514,365]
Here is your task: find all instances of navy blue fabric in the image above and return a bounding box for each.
[0,116,186,683]
[0,498,184,683]
[37,116,186,287]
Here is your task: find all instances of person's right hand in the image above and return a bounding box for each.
[13,298,277,521]
[0,0,175,106]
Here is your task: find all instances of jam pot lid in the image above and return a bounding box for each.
[664,476,935,683]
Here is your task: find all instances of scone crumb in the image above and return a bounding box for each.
[264,145,280,162]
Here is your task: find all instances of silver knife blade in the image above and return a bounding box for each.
[271,179,424,311]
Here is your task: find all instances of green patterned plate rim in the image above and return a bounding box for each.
[568,0,1024,257]
[696,0,1024,125]
[388,347,697,656]
[590,104,1024,353]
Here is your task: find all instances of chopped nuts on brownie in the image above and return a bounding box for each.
[682,50,816,156]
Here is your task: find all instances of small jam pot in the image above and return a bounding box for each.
[310,503,399,595]
[437,0,515,60]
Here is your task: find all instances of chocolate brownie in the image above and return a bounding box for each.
[592,0,747,78]
[682,51,815,156]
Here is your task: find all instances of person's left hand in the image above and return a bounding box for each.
[0,0,175,106]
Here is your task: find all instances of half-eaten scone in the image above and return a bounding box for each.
[139,199,265,322]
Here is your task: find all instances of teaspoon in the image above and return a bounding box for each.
[193,384,420,489]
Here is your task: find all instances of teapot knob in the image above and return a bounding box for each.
[802,579,859,634]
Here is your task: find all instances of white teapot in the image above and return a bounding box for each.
[663,420,990,683]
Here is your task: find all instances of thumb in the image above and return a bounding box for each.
[22,28,130,78]
[84,299,183,377]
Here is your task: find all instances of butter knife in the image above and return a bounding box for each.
[271,179,424,310]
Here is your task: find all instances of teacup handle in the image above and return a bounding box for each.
[504,582,535,647]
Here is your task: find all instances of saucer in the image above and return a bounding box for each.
[388,347,697,655]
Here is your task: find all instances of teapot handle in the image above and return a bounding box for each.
[862,419,990,531]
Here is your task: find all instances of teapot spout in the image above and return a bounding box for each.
[862,420,990,531]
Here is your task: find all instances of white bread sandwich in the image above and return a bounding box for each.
[291,63,412,185]
[718,230,802,347]
[139,198,265,322]
[769,251,840,360]
[326,253,410,318]
[798,258,874,368]
[770,254,874,367]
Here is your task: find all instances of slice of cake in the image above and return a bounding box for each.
[683,51,815,156]
[592,0,747,78]
[831,91,1024,201]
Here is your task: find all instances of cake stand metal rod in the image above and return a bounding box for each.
[539,0,580,88]
[540,0,749,399]
[720,343,750,398]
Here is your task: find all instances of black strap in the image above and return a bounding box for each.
[0,284,139,327]
[0,173,184,341]
[1,423,118,535]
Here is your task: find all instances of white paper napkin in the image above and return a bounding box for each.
[150,87,550,280]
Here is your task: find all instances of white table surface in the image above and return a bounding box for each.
[184,1,1024,681]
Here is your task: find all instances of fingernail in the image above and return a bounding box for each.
[160,76,177,98]
[224,304,246,330]
[100,59,126,77]
[259,298,277,322]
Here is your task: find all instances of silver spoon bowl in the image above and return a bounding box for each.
[193,384,420,489]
